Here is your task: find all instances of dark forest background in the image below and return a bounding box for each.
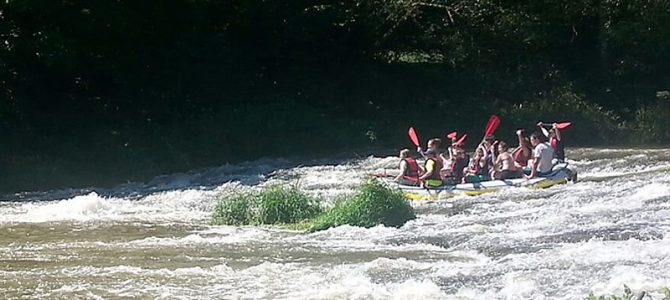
[1,0,669,193]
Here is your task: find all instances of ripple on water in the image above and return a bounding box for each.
[1,148,670,299]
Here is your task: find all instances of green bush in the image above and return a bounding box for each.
[308,179,416,232]
[502,85,623,145]
[212,193,253,226]
[255,185,323,224]
[632,91,670,144]
[212,184,322,226]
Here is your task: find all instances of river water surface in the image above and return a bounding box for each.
[1,148,670,299]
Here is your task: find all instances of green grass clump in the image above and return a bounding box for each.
[212,184,322,225]
[254,184,323,224]
[212,193,254,225]
[308,179,416,232]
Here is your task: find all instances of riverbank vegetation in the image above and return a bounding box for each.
[2,0,669,193]
[212,179,416,232]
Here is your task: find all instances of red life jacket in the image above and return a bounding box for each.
[550,137,565,160]
[550,137,558,151]
[403,157,420,178]
[513,147,529,166]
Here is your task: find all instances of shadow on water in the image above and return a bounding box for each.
[0,155,364,203]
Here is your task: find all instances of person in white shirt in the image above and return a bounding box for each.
[525,132,555,179]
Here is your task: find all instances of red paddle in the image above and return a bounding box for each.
[446,131,458,139]
[484,115,501,136]
[408,127,420,147]
[453,134,468,146]
[539,122,572,130]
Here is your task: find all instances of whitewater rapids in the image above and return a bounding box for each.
[1,148,669,299]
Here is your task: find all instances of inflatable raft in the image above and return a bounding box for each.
[380,163,577,200]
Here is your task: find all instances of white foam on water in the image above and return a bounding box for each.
[0,186,229,224]
[499,271,538,299]
[630,182,670,202]
[126,226,278,246]
[2,148,670,299]
[5,192,122,223]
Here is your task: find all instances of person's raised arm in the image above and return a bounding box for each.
[537,122,550,138]
[489,141,498,167]
[516,130,525,148]
[552,123,562,141]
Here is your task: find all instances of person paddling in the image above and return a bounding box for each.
[538,122,566,162]
[476,134,496,177]
[445,133,459,163]
[525,132,555,179]
[419,149,443,187]
[512,129,532,168]
[442,143,469,184]
[395,149,423,186]
[465,147,490,182]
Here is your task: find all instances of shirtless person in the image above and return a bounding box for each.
[491,141,522,180]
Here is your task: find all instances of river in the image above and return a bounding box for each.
[1,148,669,299]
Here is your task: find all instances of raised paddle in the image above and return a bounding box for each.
[484,115,501,136]
[453,133,468,146]
[408,127,420,147]
[446,131,458,140]
[538,122,572,130]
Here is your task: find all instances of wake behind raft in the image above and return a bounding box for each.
[378,163,578,201]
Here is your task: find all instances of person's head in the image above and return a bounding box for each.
[427,138,442,150]
[456,147,466,157]
[475,147,484,157]
[530,132,543,146]
[399,149,410,159]
[484,134,495,145]
[497,141,509,152]
[549,128,557,138]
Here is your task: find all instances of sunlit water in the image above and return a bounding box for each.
[1,148,670,299]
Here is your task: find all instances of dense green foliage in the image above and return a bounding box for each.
[212,180,415,232]
[212,184,322,226]
[1,0,669,192]
[308,179,416,232]
[212,193,254,226]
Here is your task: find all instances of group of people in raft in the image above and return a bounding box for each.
[395,122,566,187]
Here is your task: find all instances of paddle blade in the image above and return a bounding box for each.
[484,115,501,136]
[408,127,420,146]
[446,131,458,139]
[454,133,468,146]
[555,122,572,130]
